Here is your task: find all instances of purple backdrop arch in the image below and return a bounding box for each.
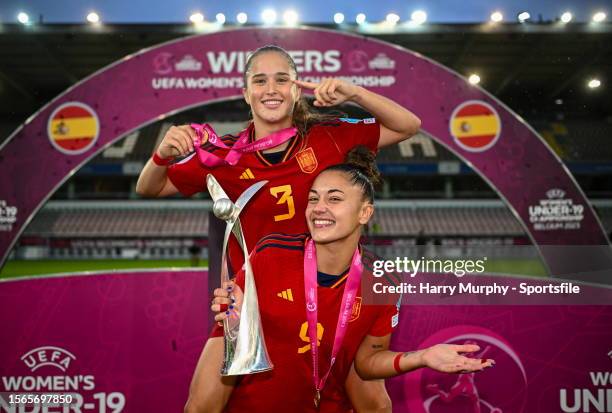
[0,27,610,276]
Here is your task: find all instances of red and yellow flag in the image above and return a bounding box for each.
[48,103,99,154]
[450,101,501,152]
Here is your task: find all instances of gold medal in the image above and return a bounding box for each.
[314,389,321,408]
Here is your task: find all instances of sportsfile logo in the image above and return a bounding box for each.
[21,346,76,373]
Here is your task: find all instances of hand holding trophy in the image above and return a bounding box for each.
[206,174,273,376]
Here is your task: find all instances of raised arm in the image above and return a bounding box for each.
[294,78,421,148]
[354,334,494,380]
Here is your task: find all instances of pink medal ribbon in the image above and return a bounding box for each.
[190,123,297,167]
[303,238,363,408]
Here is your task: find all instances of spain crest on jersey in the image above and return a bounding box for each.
[296,147,318,174]
[349,296,362,322]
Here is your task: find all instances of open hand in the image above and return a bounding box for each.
[421,344,495,373]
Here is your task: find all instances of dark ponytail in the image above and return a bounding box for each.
[322,146,380,203]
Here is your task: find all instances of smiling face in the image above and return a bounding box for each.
[306,170,374,245]
[243,51,300,127]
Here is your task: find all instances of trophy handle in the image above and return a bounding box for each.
[235,180,268,212]
[206,174,231,203]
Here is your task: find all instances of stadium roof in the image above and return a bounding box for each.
[0,23,610,127]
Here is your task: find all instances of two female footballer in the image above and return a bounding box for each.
[136,45,421,412]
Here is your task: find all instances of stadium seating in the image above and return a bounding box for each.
[38,207,209,237]
[20,201,536,238]
[363,203,524,236]
[17,200,611,260]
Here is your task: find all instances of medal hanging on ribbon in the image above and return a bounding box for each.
[314,389,321,408]
[303,238,363,409]
[190,123,297,167]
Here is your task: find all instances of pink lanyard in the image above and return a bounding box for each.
[190,123,297,167]
[303,238,363,406]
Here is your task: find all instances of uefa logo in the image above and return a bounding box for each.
[397,326,527,413]
[21,346,76,373]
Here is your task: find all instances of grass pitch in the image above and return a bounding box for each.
[0,258,546,280]
[0,259,209,280]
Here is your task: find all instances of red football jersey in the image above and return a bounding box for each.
[167,119,379,273]
[213,234,401,413]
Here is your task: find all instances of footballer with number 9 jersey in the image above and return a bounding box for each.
[136,45,421,413]
[210,149,495,412]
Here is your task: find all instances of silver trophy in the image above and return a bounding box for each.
[207,174,273,376]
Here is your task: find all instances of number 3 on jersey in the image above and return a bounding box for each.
[270,185,295,222]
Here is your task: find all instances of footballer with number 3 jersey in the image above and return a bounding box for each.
[136,45,421,413]
[167,118,379,273]
[211,149,496,412]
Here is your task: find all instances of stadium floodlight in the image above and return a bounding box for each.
[262,9,277,25]
[189,12,204,24]
[386,13,400,25]
[236,12,248,24]
[588,78,601,89]
[490,11,503,23]
[86,12,100,24]
[356,13,366,25]
[333,12,345,24]
[283,10,298,26]
[517,11,530,23]
[17,12,29,24]
[411,10,427,25]
[560,12,573,23]
[592,12,607,23]
[468,74,481,85]
[216,13,226,24]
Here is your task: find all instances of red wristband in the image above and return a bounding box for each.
[152,152,171,166]
[393,353,403,373]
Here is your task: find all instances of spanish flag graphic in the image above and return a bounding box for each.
[48,102,99,154]
[450,101,501,152]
